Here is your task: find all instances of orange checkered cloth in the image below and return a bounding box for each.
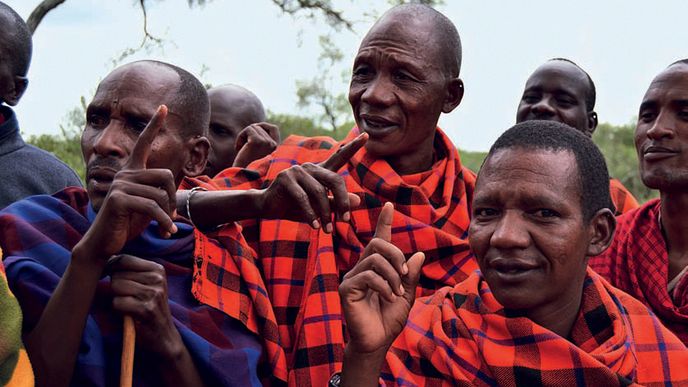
[591,199,688,345]
[185,127,477,385]
[609,178,639,216]
[383,267,688,386]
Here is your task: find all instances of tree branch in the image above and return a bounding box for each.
[27,0,67,34]
[270,0,352,31]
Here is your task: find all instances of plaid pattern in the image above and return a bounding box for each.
[590,199,688,345]
[0,251,33,386]
[609,178,639,216]
[0,187,264,386]
[383,268,688,386]
[185,127,477,385]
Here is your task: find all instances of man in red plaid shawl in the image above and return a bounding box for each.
[590,60,688,345]
[180,4,477,385]
[340,121,688,386]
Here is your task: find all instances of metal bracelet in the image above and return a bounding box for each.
[186,187,207,228]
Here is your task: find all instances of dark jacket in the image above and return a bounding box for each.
[0,105,82,209]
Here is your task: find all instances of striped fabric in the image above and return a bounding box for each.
[0,188,263,386]
[590,199,688,345]
[0,249,33,387]
[383,268,688,386]
[185,127,477,385]
[609,178,639,216]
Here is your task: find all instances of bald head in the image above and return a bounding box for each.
[0,2,32,106]
[98,60,210,139]
[208,84,266,125]
[205,84,266,174]
[369,4,461,78]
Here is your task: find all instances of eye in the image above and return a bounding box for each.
[555,97,576,107]
[393,70,416,82]
[87,114,108,129]
[532,209,560,218]
[522,93,540,104]
[474,207,500,219]
[678,110,688,121]
[129,120,148,133]
[211,125,233,137]
[639,109,656,123]
[352,65,372,78]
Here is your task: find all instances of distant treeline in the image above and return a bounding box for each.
[26,114,657,204]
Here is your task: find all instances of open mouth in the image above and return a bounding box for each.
[360,113,398,136]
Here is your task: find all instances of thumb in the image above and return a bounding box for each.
[402,252,425,304]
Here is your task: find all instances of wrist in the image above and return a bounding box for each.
[71,240,110,270]
[341,345,387,387]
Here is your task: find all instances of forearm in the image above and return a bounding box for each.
[341,346,387,387]
[25,244,107,387]
[177,189,264,230]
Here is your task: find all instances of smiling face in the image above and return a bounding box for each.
[348,10,462,174]
[516,61,595,136]
[469,148,592,315]
[636,63,688,193]
[81,63,189,211]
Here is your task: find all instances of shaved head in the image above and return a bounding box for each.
[0,2,32,76]
[371,4,461,78]
[208,84,266,124]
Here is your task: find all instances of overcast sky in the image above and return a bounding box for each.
[5,0,688,151]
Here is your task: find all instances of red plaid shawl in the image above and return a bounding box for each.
[609,178,639,216]
[186,127,477,385]
[590,199,688,345]
[384,268,688,386]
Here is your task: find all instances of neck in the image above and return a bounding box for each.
[386,134,436,175]
[526,282,584,339]
[660,191,688,253]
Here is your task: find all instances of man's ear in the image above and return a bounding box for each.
[442,78,464,113]
[183,136,210,177]
[585,111,598,137]
[586,207,616,257]
[2,76,28,106]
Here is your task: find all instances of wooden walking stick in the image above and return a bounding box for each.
[120,315,135,387]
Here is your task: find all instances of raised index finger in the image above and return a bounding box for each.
[374,202,394,242]
[320,132,368,172]
[125,105,168,170]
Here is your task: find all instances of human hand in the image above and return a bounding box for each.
[258,132,368,232]
[339,202,425,354]
[232,122,280,168]
[108,254,183,359]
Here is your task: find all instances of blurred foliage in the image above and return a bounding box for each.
[593,121,657,203]
[25,98,86,185]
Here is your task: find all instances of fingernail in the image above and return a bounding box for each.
[402,263,409,275]
[342,211,350,222]
[325,223,333,233]
[312,220,320,229]
[171,224,178,234]
[163,232,171,239]
[172,209,178,219]
[398,284,405,296]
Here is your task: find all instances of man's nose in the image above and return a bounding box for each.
[490,211,530,250]
[360,75,395,107]
[531,97,556,117]
[92,121,128,159]
[646,110,675,141]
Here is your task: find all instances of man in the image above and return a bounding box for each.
[179,4,476,385]
[516,58,639,215]
[590,60,688,345]
[204,84,279,175]
[0,60,264,386]
[0,2,82,209]
[339,121,688,386]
